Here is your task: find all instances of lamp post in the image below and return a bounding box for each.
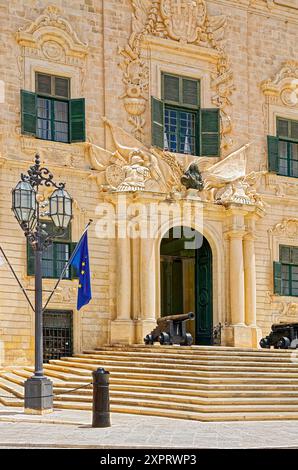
[11,154,73,414]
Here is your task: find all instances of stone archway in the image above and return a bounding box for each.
[160,226,213,345]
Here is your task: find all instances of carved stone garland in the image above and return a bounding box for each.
[119,0,234,148]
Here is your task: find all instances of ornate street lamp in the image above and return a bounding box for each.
[11,154,73,414]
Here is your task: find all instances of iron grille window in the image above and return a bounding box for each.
[43,310,73,362]
[279,246,298,297]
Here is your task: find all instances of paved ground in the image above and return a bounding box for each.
[0,406,298,448]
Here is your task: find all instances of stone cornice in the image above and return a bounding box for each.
[208,0,298,23]
[142,35,220,64]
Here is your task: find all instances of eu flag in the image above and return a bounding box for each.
[70,232,92,310]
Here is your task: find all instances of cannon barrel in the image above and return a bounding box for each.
[157,312,195,324]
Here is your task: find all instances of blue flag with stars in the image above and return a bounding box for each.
[70,232,92,310]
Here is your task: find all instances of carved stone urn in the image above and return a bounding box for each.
[123,96,146,117]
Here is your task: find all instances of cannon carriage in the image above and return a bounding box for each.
[144,312,195,346]
[260,322,298,350]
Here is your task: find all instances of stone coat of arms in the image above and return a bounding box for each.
[160,0,207,43]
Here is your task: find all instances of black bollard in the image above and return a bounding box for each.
[92,368,111,428]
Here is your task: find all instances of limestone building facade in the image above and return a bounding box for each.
[0,0,298,366]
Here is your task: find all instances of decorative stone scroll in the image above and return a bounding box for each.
[119,0,234,147]
[261,61,298,108]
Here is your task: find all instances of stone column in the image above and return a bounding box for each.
[116,235,131,320]
[243,232,257,327]
[135,237,158,343]
[229,232,246,326]
[140,238,156,321]
[110,234,134,344]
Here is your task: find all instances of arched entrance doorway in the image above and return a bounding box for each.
[160,227,213,345]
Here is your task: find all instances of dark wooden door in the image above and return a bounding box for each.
[195,238,213,345]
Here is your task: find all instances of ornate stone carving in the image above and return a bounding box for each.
[160,0,207,43]
[119,0,234,147]
[87,118,183,193]
[269,218,298,239]
[181,162,204,191]
[201,143,266,208]
[86,120,263,208]
[16,5,88,85]
[266,174,298,198]
[261,61,298,108]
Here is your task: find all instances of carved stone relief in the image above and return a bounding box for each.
[16,6,88,91]
[261,61,298,108]
[119,0,234,147]
[86,119,264,209]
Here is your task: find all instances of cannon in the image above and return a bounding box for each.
[260,322,298,350]
[144,312,195,346]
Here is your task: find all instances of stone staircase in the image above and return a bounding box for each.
[1,345,298,421]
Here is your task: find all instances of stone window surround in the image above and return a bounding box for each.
[269,219,298,303]
[268,104,298,137]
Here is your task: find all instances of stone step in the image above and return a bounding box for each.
[70,355,298,371]
[93,345,294,356]
[41,363,298,385]
[52,401,298,422]
[78,352,298,365]
[4,372,298,397]
[47,359,298,379]
[52,385,298,399]
[53,393,298,413]
[83,349,297,362]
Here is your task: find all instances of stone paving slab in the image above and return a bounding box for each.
[0,405,298,448]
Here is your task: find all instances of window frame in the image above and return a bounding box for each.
[279,245,298,297]
[162,73,200,155]
[161,73,200,110]
[276,117,298,178]
[36,95,70,144]
[35,73,70,100]
[164,104,200,155]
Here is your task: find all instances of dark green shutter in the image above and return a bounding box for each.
[182,78,199,107]
[70,98,85,142]
[151,96,164,149]
[200,108,220,156]
[273,261,282,295]
[70,242,78,279]
[21,90,37,136]
[267,135,279,173]
[27,241,35,276]
[163,74,180,103]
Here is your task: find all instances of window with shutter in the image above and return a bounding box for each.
[70,98,85,143]
[21,90,37,136]
[27,222,73,279]
[21,73,85,143]
[152,73,220,156]
[276,245,298,297]
[268,118,298,178]
[200,108,220,157]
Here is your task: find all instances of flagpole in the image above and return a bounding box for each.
[42,219,93,312]
[0,246,35,312]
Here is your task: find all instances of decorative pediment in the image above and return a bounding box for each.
[16,6,88,62]
[261,61,298,107]
[119,0,234,148]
